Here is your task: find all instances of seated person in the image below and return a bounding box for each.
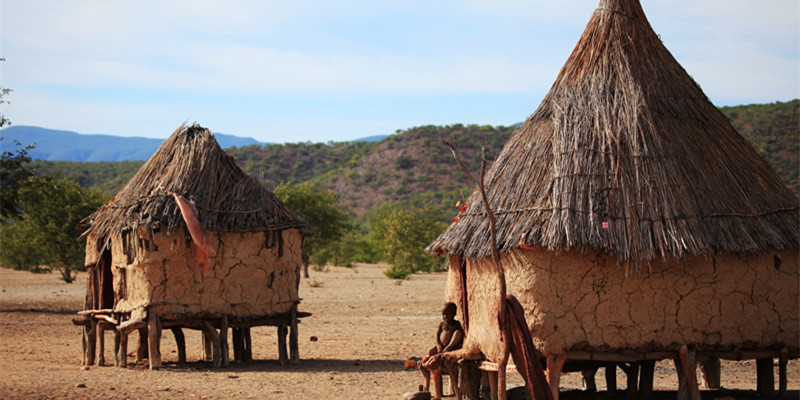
[419,302,464,399]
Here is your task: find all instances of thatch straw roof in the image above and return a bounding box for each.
[428,0,799,264]
[81,124,305,240]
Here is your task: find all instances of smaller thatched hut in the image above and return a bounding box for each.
[427,0,799,399]
[77,124,308,369]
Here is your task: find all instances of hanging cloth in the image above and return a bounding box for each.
[170,192,216,275]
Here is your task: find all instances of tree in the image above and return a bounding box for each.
[274,181,352,276]
[0,175,105,282]
[369,204,449,279]
[0,140,35,220]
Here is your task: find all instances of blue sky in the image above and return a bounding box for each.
[2,1,798,143]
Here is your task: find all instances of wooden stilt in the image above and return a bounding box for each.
[779,348,788,396]
[147,308,162,370]
[487,371,499,400]
[113,329,121,367]
[243,327,252,362]
[673,358,688,400]
[171,328,186,364]
[756,358,774,397]
[86,317,97,366]
[118,330,128,368]
[290,304,299,364]
[97,324,106,366]
[202,321,222,368]
[638,360,655,398]
[546,354,567,400]
[677,345,700,400]
[462,362,482,400]
[232,328,243,362]
[220,316,230,367]
[699,357,720,389]
[604,362,617,395]
[202,329,213,361]
[620,362,639,398]
[581,368,597,392]
[136,327,148,363]
[278,322,288,365]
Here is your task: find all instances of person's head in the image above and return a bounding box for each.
[441,302,457,321]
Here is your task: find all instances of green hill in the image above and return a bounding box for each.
[32,101,799,219]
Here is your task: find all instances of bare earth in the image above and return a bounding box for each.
[0,265,797,400]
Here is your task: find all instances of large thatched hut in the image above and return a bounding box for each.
[77,124,308,369]
[427,0,799,398]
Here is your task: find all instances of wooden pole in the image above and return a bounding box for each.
[117,330,128,368]
[290,304,299,364]
[244,327,253,362]
[202,329,213,361]
[604,363,617,395]
[546,354,567,400]
[779,348,788,396]
[487,371,499,400]
[147,308,162,370]
[171,328,186,364]
[756,358,774,397]
[699,357,720,389]
[678,345,700,400]
[220,316,230,367]
[232,327,244,362]
[136,327,148,363]
[278,322,288,365]
[113,329,120,367]
[86,317,97,366]
[638,360,655,398]
[97,323,106,366]
[623,362,639,399]
[580,368,597,392]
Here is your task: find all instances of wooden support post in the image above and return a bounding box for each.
[290,304,299,364]
[117,330,128,368]
[243,327,252,362]
[756,358,774,397]
[487,371,498,400]
[546,354,567,400]
[136,327,148,363]
[677,345,701,400]
[779,348,788,396]
[621,362,639,398]
[699,357,720,389]
[85,317,97,366]
[220,316,230,367]
[639,360,655,398]
[171,328,186,364]
[232,328,243,362]
[581,368,597,392]
[604,363,617,395]
[202,321,222,368]
[202,329,213,361]
[97,324,106,366]
[113,329,121,367]
[462,362,482,400]
[147,308,162,370]
[278,322,288,365]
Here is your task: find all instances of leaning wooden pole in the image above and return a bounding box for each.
[444,140,510,400]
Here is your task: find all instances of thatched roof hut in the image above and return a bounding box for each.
[427,0,798,398]
[78,124,308,369]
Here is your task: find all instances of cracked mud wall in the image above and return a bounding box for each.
[447,248,799,361]
[100,228,302,318]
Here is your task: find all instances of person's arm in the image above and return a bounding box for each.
[435,323,444,350]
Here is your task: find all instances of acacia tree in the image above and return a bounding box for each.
[274,181,352,276]
[1,176,105,282]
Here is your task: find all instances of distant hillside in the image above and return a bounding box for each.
[0,125,265,162]
[24,100,799,216]
[718,100,799,193]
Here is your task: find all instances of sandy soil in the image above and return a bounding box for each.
[0,265,797,399]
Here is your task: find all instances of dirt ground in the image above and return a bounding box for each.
[0,265,797,400]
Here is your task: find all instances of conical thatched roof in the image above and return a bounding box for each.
[428,0,799,263]
[82,124,305,240]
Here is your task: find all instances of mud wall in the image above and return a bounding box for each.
[107,228,303,318]
[447,248,799,361]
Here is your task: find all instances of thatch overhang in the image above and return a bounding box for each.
[427,0,799,264]
[81,124,306,242]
